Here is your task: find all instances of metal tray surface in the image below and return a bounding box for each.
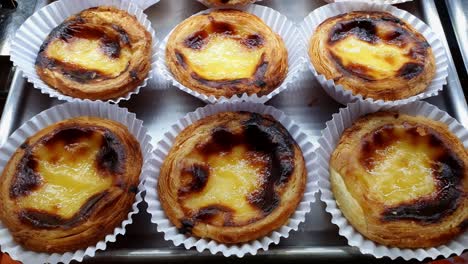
[0,0,466,263]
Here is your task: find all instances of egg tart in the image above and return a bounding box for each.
[0,117,142,253]
[165,10,288,98]
[309,11,435,101]
[158,111,305,243]
[330,112,468,248]
[35,6,152,100]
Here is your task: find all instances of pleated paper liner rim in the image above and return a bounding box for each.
[315,100,468,261]
[299,2,448,106]
[0,100,154,264]
[9,0,159,103]
[123,0,160,10]
[156,4,307,104]
[144,102,318,257]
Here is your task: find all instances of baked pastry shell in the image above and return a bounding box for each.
[145,102,317,257]
[10,0,159,103]
[299,2,448,106]
[315,100,468,261]
[157,4,305,104]
[0,101,153,264]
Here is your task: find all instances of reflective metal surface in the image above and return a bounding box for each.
[446,0,468,75]
[0,0,466,263]
[0,0,46,56]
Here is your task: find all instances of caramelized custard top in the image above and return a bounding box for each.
[176,112,297,232]
[325,11,430,81]
[11,126,127,229]
[358,122,464,223]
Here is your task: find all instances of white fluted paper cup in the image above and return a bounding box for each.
[315,100,468,260]
[324,0,412,4]
[122,0,160,10]
[10,0,159,103]
[197,0,260,8]
[0,101,154,264]
[157,4,306,104]
[299,2,448,106]
[144,102,317,257]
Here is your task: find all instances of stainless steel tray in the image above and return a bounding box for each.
[0,0,466,263]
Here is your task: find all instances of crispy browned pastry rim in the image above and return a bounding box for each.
[330,111,467,248]
[0,117,142,253]
[35,6,152,100]
[309,11,436,101]
[158,111,306,243]
[165,9,288,98]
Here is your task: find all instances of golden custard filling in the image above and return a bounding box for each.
[183,35,264,80]
[359,127,442,205]
[16,132,112,219]
[329,36,412,80]
[182,145,264,223]
[46,38,131,77]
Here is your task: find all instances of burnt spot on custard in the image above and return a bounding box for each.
[10,125,127,200]
[174,50,187,69]
[184,30,209,50]
[208,17,235,35]
[190,54,269,93]
[178,164,210,196]
[397,62,424,80]
[325,11,429,81]
[242,34,264,49]
[96,131,126,175]
[358,120,465,224]
[178,112,296,227]
[10,153,42,198]
[179,205,235,235]
[329,18,378,44]
[35,12,132,83]
[184,16,237,50]
[19,191,109,229]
